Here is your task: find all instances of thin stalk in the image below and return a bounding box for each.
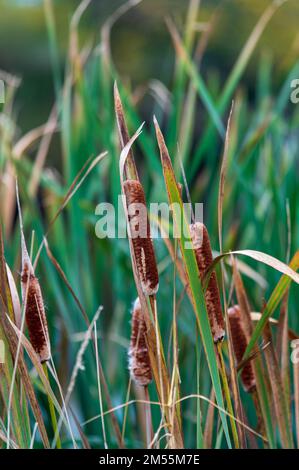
[217,343,239,449]
[121,379,132,443]
[196,340,204,448]
[149,297,166,415]
[144,386,153,449]
[170,237,181,428]
[43,363,61,449]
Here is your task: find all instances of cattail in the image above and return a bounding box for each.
[190,222,225,342]
[228,305,256,393]
[114,82,138,180]
[128,297,152,386]
[21,235,51,363]
[123,179,159,296]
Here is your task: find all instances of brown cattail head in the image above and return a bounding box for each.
[228,305,256,393]
[21,235,51,363]
[190,222,225,343]
[128,297,152,387]
[124,179,159,296]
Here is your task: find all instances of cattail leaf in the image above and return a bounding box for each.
[166,17,225,139]
[251,311,298,341]
[232,250,299,284]
[205,250,299,287]
[154,116,232,449]
[218,102,234,255]
[244,251,299,359]
[190,1,285,178]
[6,264,21,330]
[119,123,144,185]
[114,81,139,181]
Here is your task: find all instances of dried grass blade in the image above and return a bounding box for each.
[245,251,299,359]
[114,82,138,180]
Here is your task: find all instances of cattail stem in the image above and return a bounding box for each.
[43,363,61,449]
[143,386,153,449]
[217,343,240,449]
[196,337,204,449]
[169,238,182,434]
[148,296,166,412]
[251,388,265,442]
[121,379,132,443]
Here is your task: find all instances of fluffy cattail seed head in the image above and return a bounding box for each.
[190,222,225,343]
[228,305,256,393]
[124,179,159,296]
[21,236,51,363]
[128,297,152,387]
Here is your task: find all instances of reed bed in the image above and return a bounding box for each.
[0,0,298,450]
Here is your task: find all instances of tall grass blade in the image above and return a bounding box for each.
[154,116,232,448]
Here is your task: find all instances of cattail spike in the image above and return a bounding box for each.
[129,297,152,386]
[190,222,225,342]
[21,242,51,363]
[228,305,256,393]
[124,179,159,296]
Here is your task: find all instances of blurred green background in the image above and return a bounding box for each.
[1,0,299,133]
